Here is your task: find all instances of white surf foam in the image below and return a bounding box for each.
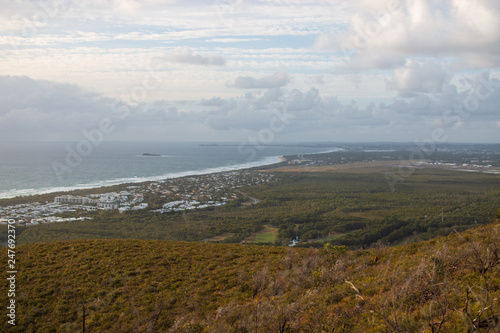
[0,155,284,199]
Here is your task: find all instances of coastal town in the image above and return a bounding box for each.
[0,171,278,226]
[2,144,499,226]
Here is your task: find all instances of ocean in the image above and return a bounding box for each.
[0,141,339,199]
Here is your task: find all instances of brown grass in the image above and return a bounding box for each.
[202,233,235,242]
[266,160,402,173]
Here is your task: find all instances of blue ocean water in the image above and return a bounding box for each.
[0,142,338,199]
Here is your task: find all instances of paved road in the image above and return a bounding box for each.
[235,190,260,205]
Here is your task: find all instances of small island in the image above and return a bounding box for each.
[142,153,161,157]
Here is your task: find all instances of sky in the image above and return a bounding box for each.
[1,0,499,143]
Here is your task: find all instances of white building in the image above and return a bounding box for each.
[54,195,95,205]
[97,201,119,210]
[131,203,148,210]
[118,206,131,214]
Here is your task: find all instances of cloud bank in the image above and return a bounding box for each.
[227,70,290,89]
[1,73,498,143]
[315,0,500,70]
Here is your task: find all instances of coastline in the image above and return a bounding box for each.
[0,155,290,201]
[0,145,347,201]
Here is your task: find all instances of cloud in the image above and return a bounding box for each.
[227,70,289,89]
[164,46,226,66]
[200,86,379,134]
[0,75,211,142]
[0,75,107,119]
[1,74,499,143]
[0,75,116,140]
[382,72,500,124]
[386,60,450,97]
[315,0,500,70]
[200,97,226,107]
[286,88,321,112]
[206,38,266,43]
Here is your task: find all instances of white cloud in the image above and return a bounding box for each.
[164,47,226,66]
[387,60,450,97]
[316,0,500,70]
[227,70,289,89]
[206,38,266,43]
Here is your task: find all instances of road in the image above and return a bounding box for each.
[235,190,260,205]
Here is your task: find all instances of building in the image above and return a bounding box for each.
[118,206,131,214]
[97,201,119,210]
[54,195,95,205]
[131,203,148,210]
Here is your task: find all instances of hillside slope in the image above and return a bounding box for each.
[2,219,500,332]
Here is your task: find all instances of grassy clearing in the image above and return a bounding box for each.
[251,225,278,243]
[268,160,398,173]
[314,233,346,243]
[202,233,235,242]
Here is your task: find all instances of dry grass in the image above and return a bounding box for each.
[2,220,500,332]
[202,233,235,243]
[267,159,500,176]
[267,160,405,174]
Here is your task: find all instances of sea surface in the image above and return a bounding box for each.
[0,142,340,199]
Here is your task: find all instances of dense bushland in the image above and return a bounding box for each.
[2,220,499,332]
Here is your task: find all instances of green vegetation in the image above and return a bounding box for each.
[13,168,500,248]
[2,221,499,331]
[251,225,279,244]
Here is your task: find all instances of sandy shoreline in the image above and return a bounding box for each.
[0,156,290,200]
